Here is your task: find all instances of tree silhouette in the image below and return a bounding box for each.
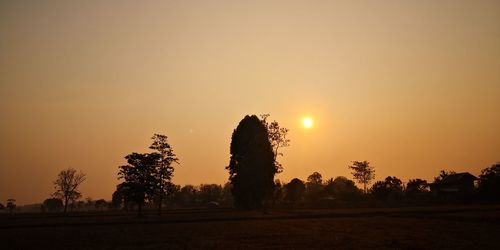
[272,180,284,205]
[43,198,63,213]
[478,163,500,202]
[0,203,4,210]
[6,199,16,213]
[111,189,124,210]
[433,170,456,183]
[325,176,361,201]
[118,152,160,217]
[95,199,107,211]
[406,179,429,196]
[198,184,223,204]
[175,184,197,207]
[53,168,86,214]
[306,172,324,203]
[260,114,290,173]
[348,161,375,194]
[285,178,306,206]
[371,176,403,202]
[226,115,276,209]
[149,133,179,215]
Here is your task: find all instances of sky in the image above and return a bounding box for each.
[1,0,499,205]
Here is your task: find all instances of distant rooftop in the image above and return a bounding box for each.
[440,172,478,185]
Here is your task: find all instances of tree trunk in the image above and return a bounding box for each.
[64,197,68,214]
[137,202,143,217]
[158,194,163,216]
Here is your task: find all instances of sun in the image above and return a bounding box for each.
[303,117,313,128]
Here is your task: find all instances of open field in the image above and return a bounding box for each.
[1,205,500,249]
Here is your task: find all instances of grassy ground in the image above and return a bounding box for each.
[1,205,499,249]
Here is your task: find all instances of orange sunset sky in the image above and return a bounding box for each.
[1,0,499,204]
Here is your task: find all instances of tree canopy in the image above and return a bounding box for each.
[118,152,161,216]
[43,198,63,213]
[285,178,306,206]
[149,133,179,215]
[371,176,404,202]
[479,163,500,202]
[325,176,361,201]
[348,161,375,193]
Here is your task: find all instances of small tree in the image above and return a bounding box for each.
[43,198,63,213]
[149,134,179,215]
[95,199,107,211]
[406,179,429,197]
[272,180,284,205]
[118,152,160,216]
[53,168,86,214]
[305,172,324,203]
[198,184,223,204]
[371,176,403,202]
[6,199,16,213]
[348,161,375,194]
[285,178,306,206]
[325,176,362,201]
[221,182,234,207]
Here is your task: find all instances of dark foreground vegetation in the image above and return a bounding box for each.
[1,205,500,250]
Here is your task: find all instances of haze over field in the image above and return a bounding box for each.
[1,0,499,204]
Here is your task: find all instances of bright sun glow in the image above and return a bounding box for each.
[303,117,313,128]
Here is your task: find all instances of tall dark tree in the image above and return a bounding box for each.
[149,134,179,215]
[118,152,160,216]
[226,115,277,209]
[349,161,375,194]
[260,114,290,173]
[53,168,86,214]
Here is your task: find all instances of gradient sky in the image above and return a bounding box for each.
[1,0,499,205]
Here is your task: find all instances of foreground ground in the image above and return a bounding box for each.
[1,205,500,249]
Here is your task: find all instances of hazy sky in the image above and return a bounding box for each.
[1,0,499,204]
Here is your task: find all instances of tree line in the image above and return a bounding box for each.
[4,114,498,215]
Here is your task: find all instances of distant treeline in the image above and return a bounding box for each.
[2,114,498,215]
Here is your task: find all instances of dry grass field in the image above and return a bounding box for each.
[1,205,499,249]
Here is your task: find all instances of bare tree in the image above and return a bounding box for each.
[260,114,290,173]
[53,168,86,214]
[348,161,375,194]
